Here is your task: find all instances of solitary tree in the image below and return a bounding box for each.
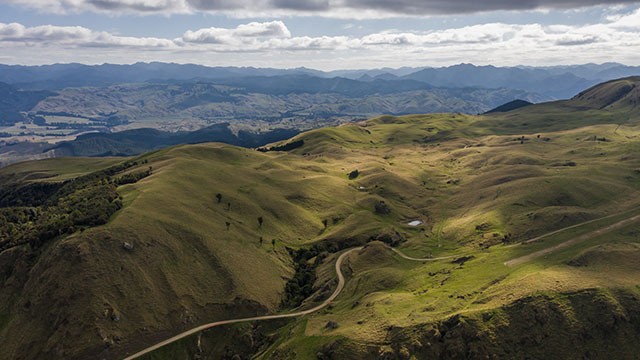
[322,219,328,228]
[258,216,264,228]
[271,239,276,249]
[225,221,231,230]
[259,236,264,246]
[226,202,231,211]
[216,193,222,203]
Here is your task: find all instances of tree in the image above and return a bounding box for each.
[322,219,328,228]
[216,193,222,203]
[374,201,391,215]
[258,216,264,228]
[226,202,231,211]
[271,239,276,248]
[225,221,231,230]
[259,236,263,246]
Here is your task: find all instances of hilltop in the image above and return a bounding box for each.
[571,76,640,112]
[484,99,533,113]
[2,77,640,359]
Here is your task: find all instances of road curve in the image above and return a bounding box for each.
[124,209,640,359]
[123,246,363,360]
[388,246,456,262]
[505,213,640,267]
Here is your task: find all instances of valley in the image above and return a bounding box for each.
[1,77,640,359]
[2,62,638,168]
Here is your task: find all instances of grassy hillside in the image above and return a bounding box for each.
[2,77,640,359]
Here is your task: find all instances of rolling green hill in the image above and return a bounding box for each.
[2,77,640,359]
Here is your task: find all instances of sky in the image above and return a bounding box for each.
[0,0,639,70]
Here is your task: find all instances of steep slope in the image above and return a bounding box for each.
[0,82,54,125]
[571,76,640,112]
[474,76,640,135]
[0,140,421,359]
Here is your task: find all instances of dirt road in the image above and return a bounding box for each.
[122,246,363,360]
[505,213,640,267]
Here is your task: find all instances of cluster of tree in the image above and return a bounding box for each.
[0,159,150,251]
[281,237,364,308]
[282,248,325,308]
[114,167,152,185]
[0,180,121,251]
[282,259,318,308]
[257,140,304,152]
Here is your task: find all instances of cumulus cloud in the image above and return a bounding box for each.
[0,14,639,66]
[0,22,175,48]
[2,0,639,16]
[180,20,291,48]
[0,23,92,42]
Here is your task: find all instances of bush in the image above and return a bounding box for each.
[374,201,391,215]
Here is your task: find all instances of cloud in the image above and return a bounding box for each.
[180,20,291,46]
[184,0,243,11]
[0,22,175,48]
[3,0,640,16]
[554,34,602,46]
[86,0,182,12]
[342,0,640,15]
[0,14,639,67]
[270,0,329,11]
[0,23,93,42]
[607,7,640,29]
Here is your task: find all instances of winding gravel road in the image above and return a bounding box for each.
[123,246,364,360]
[505,212,640,267]
[123,209,640,359]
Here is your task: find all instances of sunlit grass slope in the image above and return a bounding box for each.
[2,77,640,359]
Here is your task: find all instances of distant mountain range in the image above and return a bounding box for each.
[1,62,638,99]
[29,81,545,123]
[1,62,638,167]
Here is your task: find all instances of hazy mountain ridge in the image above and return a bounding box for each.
[50,124,300,157]
[1,62,638,99]
[32,82,545,123]
[0,82,54,125]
